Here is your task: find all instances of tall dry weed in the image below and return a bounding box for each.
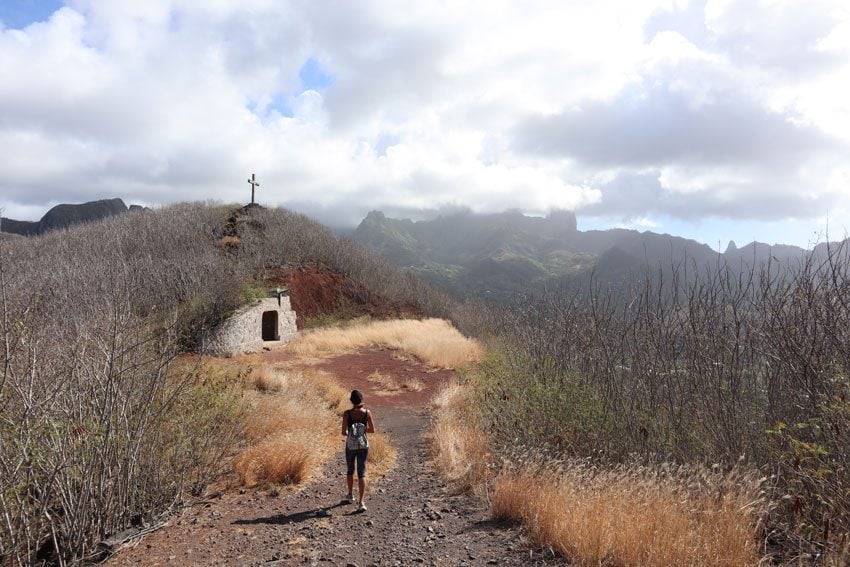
[288,318,483,369]
[429,382,492,491]
[491,465,765,566]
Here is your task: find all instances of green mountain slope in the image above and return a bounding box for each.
[352,209,810,300]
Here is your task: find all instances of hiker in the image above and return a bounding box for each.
[342,389,375,512]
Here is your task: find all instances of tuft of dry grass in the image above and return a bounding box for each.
[305,368,351,413]
[367,372,424,395]
[491,465,765,567]
[401,377,424,392]
[367,372,400,392]
[233,432,321,487]
[246,366,283,392]
[365,432,398,477]
[429,382,492,491]
[287,318,484,369]
[233,362,400,487]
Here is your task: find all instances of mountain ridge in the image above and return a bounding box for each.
[352,209,814,300]
[0,198,144,236]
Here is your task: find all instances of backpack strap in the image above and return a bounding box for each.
[348,408,369,425]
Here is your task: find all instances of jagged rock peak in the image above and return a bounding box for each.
[360,210,387,226]
[725,240,738,254]
[546,209,578,232]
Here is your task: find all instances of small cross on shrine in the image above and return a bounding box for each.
[247,173,260,205]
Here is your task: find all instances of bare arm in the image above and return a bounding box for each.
[366,410,375,433]
[341,411,349,437]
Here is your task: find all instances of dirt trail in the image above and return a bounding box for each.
[109,348,561,566]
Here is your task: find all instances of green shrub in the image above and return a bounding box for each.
[465,346,613,458]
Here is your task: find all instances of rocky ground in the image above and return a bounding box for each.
[108,348,563,566]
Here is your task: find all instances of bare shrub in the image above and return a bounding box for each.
[483,240,850,555]
[0,201,469,564]
[0,204,246,564]
[0,205,270,563]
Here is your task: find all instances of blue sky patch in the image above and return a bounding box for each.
[0,0,64,29]
[298,57,333,92]
[266,93,294,118]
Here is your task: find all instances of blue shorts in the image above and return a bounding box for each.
[346,448,368,478]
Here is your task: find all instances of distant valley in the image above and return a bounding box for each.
[352,209,824,300]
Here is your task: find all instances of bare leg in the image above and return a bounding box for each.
[346,474,354,498]
[358,477,366,503]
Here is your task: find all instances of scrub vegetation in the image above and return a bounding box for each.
[3,200,849,565]
[431,241,850,565]
[0,203,454,565]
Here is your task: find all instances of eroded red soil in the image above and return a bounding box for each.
[262,265,423,327]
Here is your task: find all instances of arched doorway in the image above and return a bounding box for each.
[261,311,279,341]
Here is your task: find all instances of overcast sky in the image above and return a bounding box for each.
[1,0,849,249]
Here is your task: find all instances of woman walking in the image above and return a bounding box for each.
[342,389,375,512]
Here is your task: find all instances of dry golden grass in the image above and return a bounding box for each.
[367,372,424,395]
[429,382,492,491]
[233,432,321,487]
[430,380,764,565]
[233,363,401,487]
[306,369,351,413]
[365,432,398,477]
[367,372,400,392]
[401,377,424,391]
[287,318,484,369]
[232,365,340,487]
[491,466,764,567]
[246,366,283,392]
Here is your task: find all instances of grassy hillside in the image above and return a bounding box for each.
[0,202,459,565]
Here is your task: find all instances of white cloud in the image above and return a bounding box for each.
[0,0,848,237]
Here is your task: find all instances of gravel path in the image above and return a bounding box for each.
[108,349,563,566]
